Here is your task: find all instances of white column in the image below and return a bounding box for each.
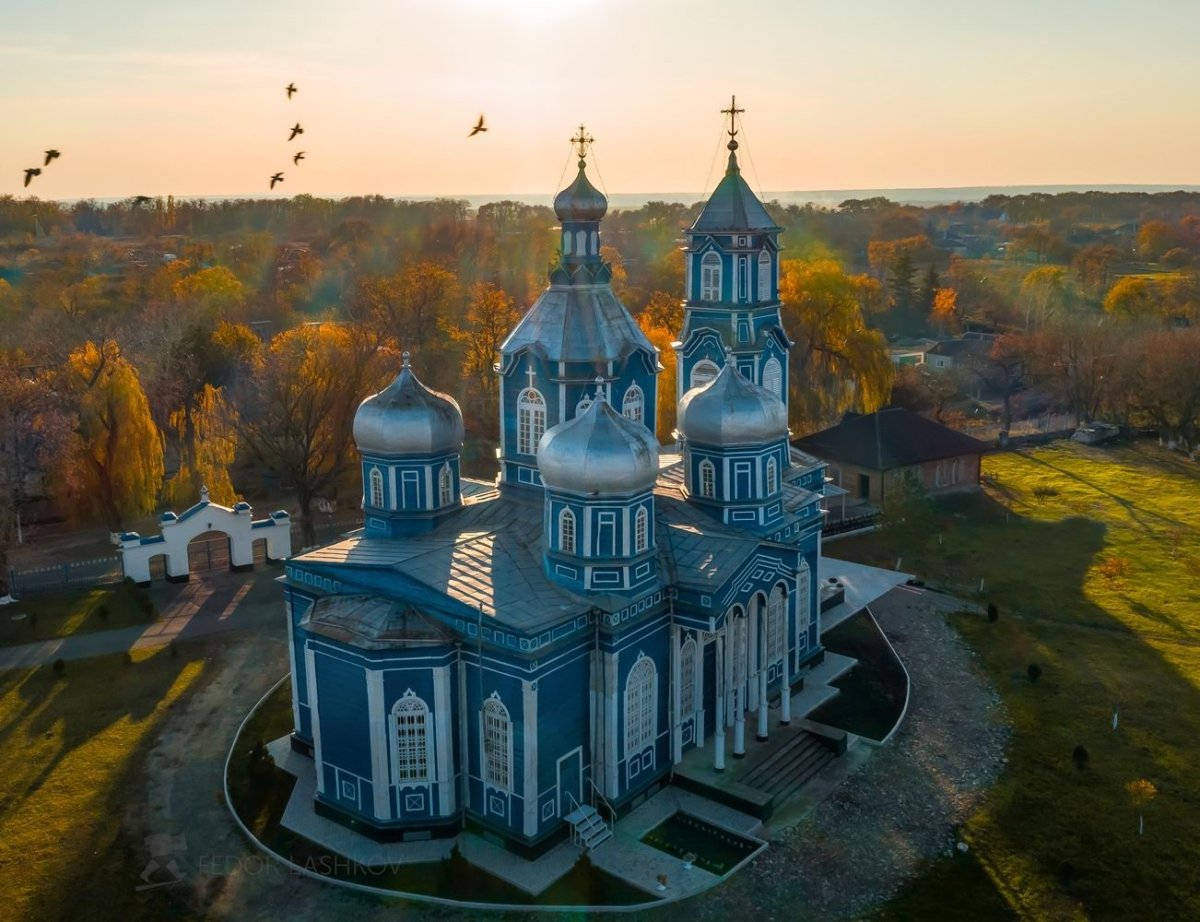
[713,632,726,772]
[284,597,301,732]
[670,624,682,763]
[780,676,792,725]
[604,651,619,798]
[696,635,706,749]
[304,645,324,794]
[522,678,538,837]
[366,669,390,820]
[756,667,769,742]
[434,665,455,815]
[748,605,759,711]
[733,685,746,759]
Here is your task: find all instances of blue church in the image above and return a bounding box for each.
[282,115,829,857]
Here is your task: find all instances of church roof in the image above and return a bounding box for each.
[792,407,989,471]
[678,361,788,447]
[539,394,660,495]
[689,150,781,234]
[353,354,464,456]
[500,285,656,364]
[301,594,457,650]
[554,162,607,222]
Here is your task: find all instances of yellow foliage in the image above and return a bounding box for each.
[164,384,239,507]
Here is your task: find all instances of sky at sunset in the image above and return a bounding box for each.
[4,0,1200,200]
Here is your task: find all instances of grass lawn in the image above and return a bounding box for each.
[0,644,209,921]
[833,439,1200,919]
[809,610,908,741]
[0,582,154,647]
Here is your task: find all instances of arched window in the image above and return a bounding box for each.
[690,359,720,390]
[767,585,787,666]
[482,695,512,791]
[796,560,812,638]
[576,230,586,256]
[439,463,453,506]
[634,507,649,553]
[369,467,385,509]
[622,385,644,425]
[575,396,593,417]
[699,459,715,498]
[701,251,722,301]
[559,507,576,554]
[763,356,782,398]
[766,457,778,495]
[562,231,571,255]
[680,637,697,716]
[517,387,546,455]
[590,230,598,254]
[625,655,656,755]
[758,250,772,300]
[393,693,430,784]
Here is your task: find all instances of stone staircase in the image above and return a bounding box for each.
[739,730,836,803]
[565,803,612,852]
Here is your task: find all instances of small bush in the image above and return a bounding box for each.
[1098,556,1130,585]
[1027,662,1043,683]
[52,657,65,677]
[987,602,999,622]
[1032,484,1059,504]
[1073,744,1089,770]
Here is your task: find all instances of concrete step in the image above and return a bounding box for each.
[741,732,826,788]
[582,825,612,850]
[774,749,836,802]
[564,804,596,825]
[575,813,606,836]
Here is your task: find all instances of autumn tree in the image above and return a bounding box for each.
[1103,277,1158,321]
[446,282,522,438]
[1028,319,1121,425]
[1118,328,1200,447]
[57,341,164,530]
[233,323,394,547]
[1020,266,1068,330]
[779,259,893,434]
[163,384,239,507]
[636,317,676,443]
[930,288,961,333]
[918,264,940,317]
[172,266,245,318]
[1072,244,1121,299]
[641,290,684,333]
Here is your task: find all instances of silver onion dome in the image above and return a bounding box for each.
[353,353,464,456]
[553,160,608,223]
[678,361,788,447]
[538,387,659,495]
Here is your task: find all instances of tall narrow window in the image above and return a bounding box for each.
[699,459,715,498]
[634,507,649,553]
[393,693,430,784]
[439,463,453,506]
[596,511,617,557]
[625,655,656,755]
[767,585,787,666]
[701,252,722,301]
[758,250,771,300]
[369,467,384,509]
[559,507,576,554]
[517,387,546,455]
[766,457,778,495]
[731,612,747,692]
[690,359,719,390]
[482,696,512,791]
[738,255,749,302]
[796,560,811,637]
[622,385,644,425]
[763,356,782,398]
[680,638,697,716]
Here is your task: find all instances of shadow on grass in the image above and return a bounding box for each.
[834,481,1200,919]
[808,610,907,741]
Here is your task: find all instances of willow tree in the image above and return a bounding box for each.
[234,323,394,547]
[59,340,164,530]
[779,258,893,435]
[163,384,238,507]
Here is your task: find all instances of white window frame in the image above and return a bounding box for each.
[622,385,644,425]
[758,250,771,300]
[766,457,778,495]
[624,655,657,756]
[369,466,384,509]
[699,459,715,498]
[763,356,782,398]
[690,359,720,390]
[596,510,617,557]
[438,463,453,506]
[392,692,431,784]
[559,507,576,554]
[767,584,787,666]
[575,395,593,417]
[701,251,721,301]
[731,610,747,692]
[517,387,546,455]
[634,506,649,553]
[481,695,512,792]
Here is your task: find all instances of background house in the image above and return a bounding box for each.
[793,408,988,506]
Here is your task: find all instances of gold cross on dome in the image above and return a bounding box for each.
[571,124,594,160]
[721,95,745,139]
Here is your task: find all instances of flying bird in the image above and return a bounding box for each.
[286,82,297,99]
[270,172,284,190]
[43,149,61,166]
[469,114,487,137]
[23,168,41,187]
[289,123,303,141]
[293,151,305,165]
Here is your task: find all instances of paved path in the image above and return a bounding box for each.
[0,570,282,671]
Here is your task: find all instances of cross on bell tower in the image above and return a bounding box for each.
[571,124,594,165]
[721,96,745,149]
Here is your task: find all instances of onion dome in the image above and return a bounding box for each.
[353,352,464,456]
[538,384,659,495]
[678,360,788,447]
[553,159,608,223]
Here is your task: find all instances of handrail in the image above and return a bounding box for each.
[587,777,615,829]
